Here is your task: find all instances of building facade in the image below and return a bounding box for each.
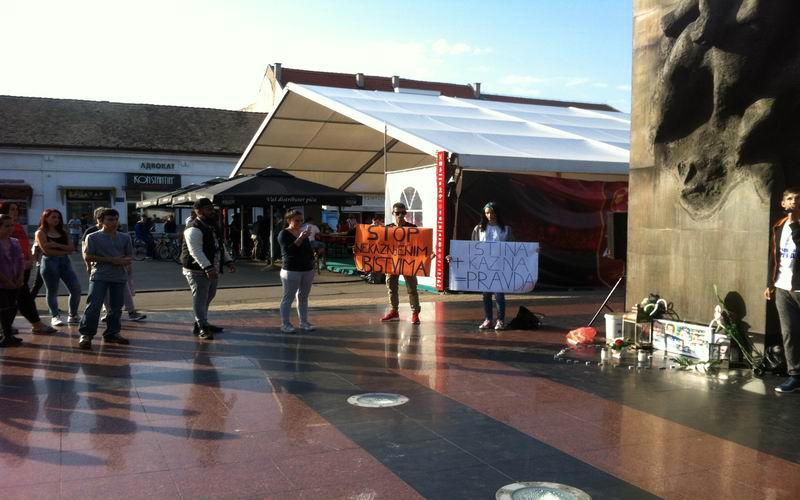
[0,96,264,229]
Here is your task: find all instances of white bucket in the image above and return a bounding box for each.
[604,313,624,340]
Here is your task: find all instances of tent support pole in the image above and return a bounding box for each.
[269,205,275,263]
[240,205,246,259]
[338,139,398,191]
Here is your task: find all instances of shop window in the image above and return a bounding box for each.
[400,186,423,226]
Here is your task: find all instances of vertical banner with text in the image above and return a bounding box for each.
[354,225,434,276]
[435,151,447,290]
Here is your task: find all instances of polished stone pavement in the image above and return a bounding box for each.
[2,296,800,499]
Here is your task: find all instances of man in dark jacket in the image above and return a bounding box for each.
[765,186,800,393]
[180,198,235,340]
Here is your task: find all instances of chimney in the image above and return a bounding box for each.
[391,75,400,89]
[471,82,481,98]
[273,62,283,83]
[355,72,365,88]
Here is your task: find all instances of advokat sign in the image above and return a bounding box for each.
[125,173,181,191]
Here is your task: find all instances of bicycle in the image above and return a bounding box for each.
[132,238,148,261]
[155,234,181,262]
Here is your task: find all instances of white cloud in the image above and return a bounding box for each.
[509,87,543,96]
[616,84,632,91]
[565,77,591,87]
[592,82,609,88]
[470,65,492,73]
[501,74,545,85]
[431,39,492,56]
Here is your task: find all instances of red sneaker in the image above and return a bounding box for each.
[410,312,420,325]
[381,310,400,322]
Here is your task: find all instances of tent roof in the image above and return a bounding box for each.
[233,83,630,193]
[186,167,362,207]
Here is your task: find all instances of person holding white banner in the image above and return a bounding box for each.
[470,202,515,330]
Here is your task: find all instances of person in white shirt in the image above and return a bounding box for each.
[179,198,235,340]
[765,187,800,393]
[67,215,83,249]
[471,202,515,330]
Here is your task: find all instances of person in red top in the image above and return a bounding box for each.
[0,214,25,346]
[0,202,57,335]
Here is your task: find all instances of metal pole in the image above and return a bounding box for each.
[240,205,245,259]
[269,205,275,262]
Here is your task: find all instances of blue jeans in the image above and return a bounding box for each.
[40,255,81,317]
[79,280,124,338]
[482,292,506,321]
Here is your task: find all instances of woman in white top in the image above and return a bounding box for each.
[471,202,514,330]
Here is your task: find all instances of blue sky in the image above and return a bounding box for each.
[2,0,632,111]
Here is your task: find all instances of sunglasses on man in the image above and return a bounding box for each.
[393,211,407,215]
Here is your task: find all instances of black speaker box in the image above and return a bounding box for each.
[607,212,627,260]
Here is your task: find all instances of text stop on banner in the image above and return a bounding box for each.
[354,224,434,276]
[448,240,539,293]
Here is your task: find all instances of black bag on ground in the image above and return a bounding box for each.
[756,345,787,376]
[506,306,542,330]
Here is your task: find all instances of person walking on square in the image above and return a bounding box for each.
[180,198,235,340]
[766,186,800,393]
[0,202,57,335]
[35,209,82,328]
[278,210,316,333]
[78,208,132,350]
[67,214,82,250]
[381,202,422,325]
[0,214,25,347]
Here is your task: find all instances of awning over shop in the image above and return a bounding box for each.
[185,167,361,207]
[135,177,230,208]
[232,83,630,192]
[0,181,33,201]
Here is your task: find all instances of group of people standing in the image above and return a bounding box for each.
[1,195,518,349]
[0,203,145,349]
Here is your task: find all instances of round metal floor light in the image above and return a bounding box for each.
[347,393,409,408]
[496,482,591,500]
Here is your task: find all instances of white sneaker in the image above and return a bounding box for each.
[494,320,506,330]
[51,315,65,327]
[478,319,493,329]
[299,322,316,331]
[67,315,81,325]
[280,324,296,333]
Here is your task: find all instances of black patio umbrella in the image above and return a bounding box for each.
[185,167,362,261]
[184,167,362,207]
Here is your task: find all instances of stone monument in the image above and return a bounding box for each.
[629,0,800,345]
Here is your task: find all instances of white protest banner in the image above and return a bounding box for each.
[448,240,539,293]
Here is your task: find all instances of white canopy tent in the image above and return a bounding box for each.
[232,83,630,193]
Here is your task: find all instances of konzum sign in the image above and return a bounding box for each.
[125,173,181,191]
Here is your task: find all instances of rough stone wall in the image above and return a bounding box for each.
[628,0,800,340]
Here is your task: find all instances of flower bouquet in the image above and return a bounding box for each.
[605,338,632,358]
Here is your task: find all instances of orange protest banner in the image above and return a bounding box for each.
[354,224,433,276]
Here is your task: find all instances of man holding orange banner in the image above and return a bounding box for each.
[354,202,433,324]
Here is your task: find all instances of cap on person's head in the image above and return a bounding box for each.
[193,198,213,210]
